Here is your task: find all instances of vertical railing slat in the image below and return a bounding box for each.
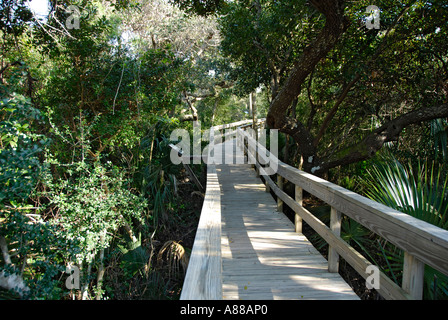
[295,185,303,233]
[328,207,342,273]
[402,252,425,300]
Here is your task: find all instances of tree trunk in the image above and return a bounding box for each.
[266,0,349,173]
[81,262,92,300]
[267,0,348,130]
[263,0,447,176]
[96,233,106,300]
[251,92,257,137]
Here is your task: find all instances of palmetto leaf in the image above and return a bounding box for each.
[364,154,448,298]
[431,118,448,161]
[365,156,448,230]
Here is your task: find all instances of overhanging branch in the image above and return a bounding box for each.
[319,104,448,173]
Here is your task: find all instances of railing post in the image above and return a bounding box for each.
[328,207,342,273]
[402,252,425,299]
[243,130,248,163]
[277,175,283,213]
[295,185,303,233]
[265,174,271,193]
[237,128,243,157]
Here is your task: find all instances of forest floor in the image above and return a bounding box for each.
[102,165,206,300]
[154,164,206,299]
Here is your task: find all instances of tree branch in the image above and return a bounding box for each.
[312,4,411,148]
[318,104,448,173]
[313,73,361,146]
[0,236,12,266]
[267,0,348,130]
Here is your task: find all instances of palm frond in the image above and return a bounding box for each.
[431,118,448,161]
[157,240,189,280]
[365,156,448,230]
[363,154,448,299]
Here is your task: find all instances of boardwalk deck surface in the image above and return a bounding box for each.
[215,139,359,300]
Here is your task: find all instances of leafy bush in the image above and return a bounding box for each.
[0,93,73,299]
[0,93,47,203]
[40,111,149,299]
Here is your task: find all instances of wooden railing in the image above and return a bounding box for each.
[237,124,448,300]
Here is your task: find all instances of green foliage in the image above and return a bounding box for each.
[170,0,227,16]
[365,156,448,230]
[0,0,204,300]
[136,118,183,228]
[0,94,47,202]
[44,160,148,264]
[218,0,448,174]
[431,119,448,162]
[42,109,148,263]
[1,209,74,299]
[117,234,150,277]
[0,0,33,36]
[363,154,448,299]
[0,91,75,299]
[218,0,310,96]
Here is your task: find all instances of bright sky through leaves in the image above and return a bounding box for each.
[27,0,50,20]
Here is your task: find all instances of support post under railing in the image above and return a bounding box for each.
[294,185,303,233]
[402,252,425,299]
[328,207,342,273]
[277,175,283,213]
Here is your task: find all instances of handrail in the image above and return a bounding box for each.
[179,119,258,300]
[237,126,448,300]
[179,159,221,299]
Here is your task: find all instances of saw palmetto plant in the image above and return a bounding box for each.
[157,240,189,280]
[364,155,448,299]
[365,156,448,230]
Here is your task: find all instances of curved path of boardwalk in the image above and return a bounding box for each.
[216,138,359,300]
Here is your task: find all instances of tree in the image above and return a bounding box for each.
[170,0,227,16]
[119,0,233,124]
[219,0,448,174]
[0,0,191,299]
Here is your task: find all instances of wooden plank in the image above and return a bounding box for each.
[295,185,303,233]
[217,139,359,300]
[223,282,359,301]
[222,273,359,300]
[328,207,342,273]
[277,175,283,213]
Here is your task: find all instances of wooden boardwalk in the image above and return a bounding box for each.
[215,139,359,300]
[180,120,448,300]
